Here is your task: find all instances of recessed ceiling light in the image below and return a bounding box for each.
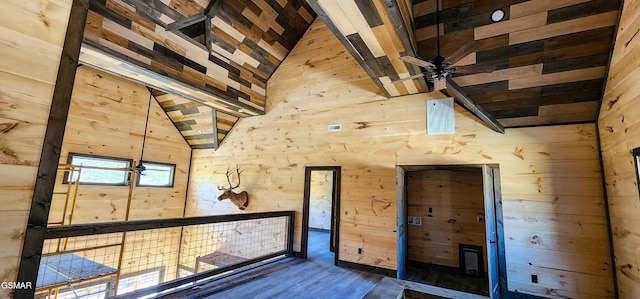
[491,9,505,22]
[238,108,244,113]
[197,129,202,135]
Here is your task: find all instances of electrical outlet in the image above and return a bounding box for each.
[531,274,538,283]
[344,210,348,215]
[477,215,485,223]
[358,248,362,254]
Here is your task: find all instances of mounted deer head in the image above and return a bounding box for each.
[217,166,249,210]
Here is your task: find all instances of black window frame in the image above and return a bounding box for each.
[63,152,133,186]
[633,148,640,196]
[135,161,176,188]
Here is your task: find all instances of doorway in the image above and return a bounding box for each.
[396,165,504,298]
[301,166,341,265]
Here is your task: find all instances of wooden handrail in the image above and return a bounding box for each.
[45,210,296,239]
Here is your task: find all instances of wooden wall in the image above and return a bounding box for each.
[406,169,486,272]
[0,0,72,296]
[309,170,333,230]
[185,19,614,298]
[598,0,640,298]
[50,66,192,223]
[42,66,192,289]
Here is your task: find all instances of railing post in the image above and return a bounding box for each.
[287,211,295,257]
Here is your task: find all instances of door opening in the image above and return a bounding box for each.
[397,165,504,298]
[301,166,341,265]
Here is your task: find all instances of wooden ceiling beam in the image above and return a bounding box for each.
[80,42,260,118]
[445,79,505,134]
[212,107,219,150]
[166,12,206,31]
[306,0,427,97]
[205,0,224,17]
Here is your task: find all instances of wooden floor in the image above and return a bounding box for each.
[405,263,489,296]
[161,230,490,299]
[165,230,383,299]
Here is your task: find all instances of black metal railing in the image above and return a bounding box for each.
[33,211,295,299]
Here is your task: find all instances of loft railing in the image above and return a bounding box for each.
[33,211,295,299]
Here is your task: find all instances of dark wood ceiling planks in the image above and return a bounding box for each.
[153,90,240,149]
[81,0,315,148]
[413,0,621,127]
[307,0,428,97]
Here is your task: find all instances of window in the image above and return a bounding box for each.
[64,153,132,186]
[136,161,176,187]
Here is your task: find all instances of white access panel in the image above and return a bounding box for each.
[427,98,455,135]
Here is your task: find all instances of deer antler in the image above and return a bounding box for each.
[231,165,243,189]
[218,166,243,190]
[218,166,232,190]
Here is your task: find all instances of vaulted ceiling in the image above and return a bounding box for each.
[311,0,621,128]
[80,0,315,148]
[413,0,620,127]
[80,0,622,145]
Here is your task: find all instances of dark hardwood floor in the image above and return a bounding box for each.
[165,230,383,299]
[161,230,490,299]
[405,263,489,296]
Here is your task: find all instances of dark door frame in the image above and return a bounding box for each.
[396,164,508,298]
[301,166,341,265]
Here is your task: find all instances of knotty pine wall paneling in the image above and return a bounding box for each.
[47,66,192,283]
[51,66,192,223]
[186,19,614,299]
[406,169,487,272]
[0,0,72,296]
[598,0,640,298]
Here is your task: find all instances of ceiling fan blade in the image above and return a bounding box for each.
[445,78,505,134]
[391,73,426,84]
[399,56,436,68]
[445,40,482,65]
[451,65,496,74]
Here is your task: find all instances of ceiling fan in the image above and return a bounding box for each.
[392,0,495,90]
[393,0,505,134]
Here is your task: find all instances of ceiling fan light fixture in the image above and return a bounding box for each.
[135,161,147,176]
[491,9,505,22]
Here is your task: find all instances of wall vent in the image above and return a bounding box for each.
[427,98,455,135]
[328,124,342,132]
